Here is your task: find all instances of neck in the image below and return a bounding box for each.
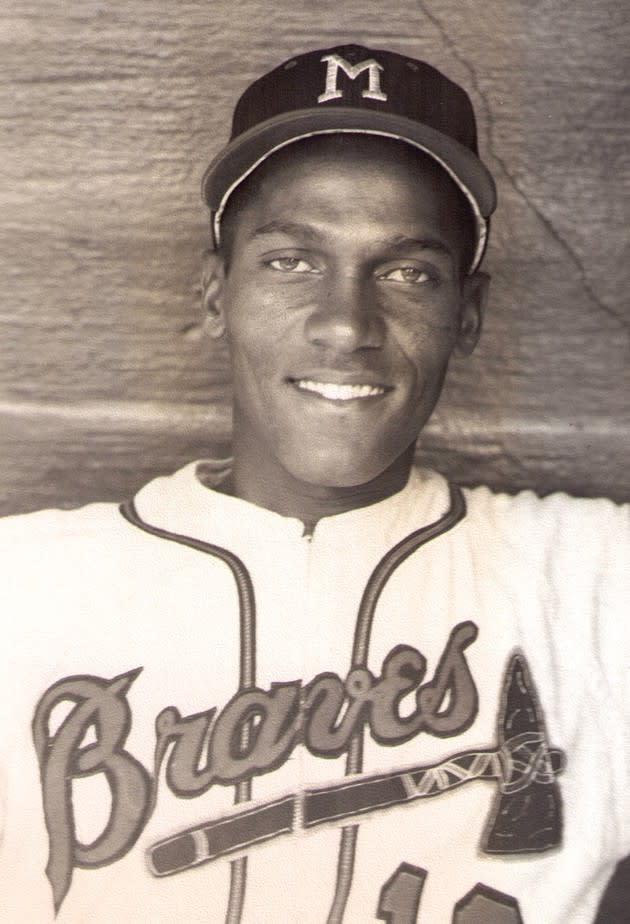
[222,443,415,533]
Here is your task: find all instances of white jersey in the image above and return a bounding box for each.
[0,461,628,923]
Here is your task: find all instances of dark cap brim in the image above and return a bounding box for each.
[201,107,497,273]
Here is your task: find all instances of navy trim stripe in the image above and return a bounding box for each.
[119,497,257,924]
[329,483,466,923]
[120,483,467,924]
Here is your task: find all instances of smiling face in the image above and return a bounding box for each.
[204,136,488,510]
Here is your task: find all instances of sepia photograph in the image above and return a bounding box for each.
[1,1,628,921]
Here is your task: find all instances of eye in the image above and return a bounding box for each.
[267,256,318,274]
[376,266,434,285]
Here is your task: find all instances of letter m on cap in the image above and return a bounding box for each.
[317,53,387,103]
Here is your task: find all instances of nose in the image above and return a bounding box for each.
[304,272,385,353]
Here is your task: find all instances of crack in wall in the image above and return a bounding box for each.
[415,0,629,333]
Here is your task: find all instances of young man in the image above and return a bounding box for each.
[0,45,628,923]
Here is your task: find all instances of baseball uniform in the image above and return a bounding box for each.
[0,459,627,922]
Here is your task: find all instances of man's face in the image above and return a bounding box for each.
[207,139,487,490]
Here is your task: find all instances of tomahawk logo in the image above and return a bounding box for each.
[149,653,565,878]
[33,631,564,913]
[318,53,387,103]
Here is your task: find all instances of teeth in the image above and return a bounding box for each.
[295,379,386,401]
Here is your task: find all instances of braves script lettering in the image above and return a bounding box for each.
[31,669,153,911]
[146,653,564,883]
[32,622,477,908]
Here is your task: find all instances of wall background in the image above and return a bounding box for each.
[2,0,629,515]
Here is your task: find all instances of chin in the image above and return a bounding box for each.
[281,443,401,491]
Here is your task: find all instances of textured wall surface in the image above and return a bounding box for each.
[2,0,629,514]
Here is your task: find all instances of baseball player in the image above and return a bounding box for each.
[1,45,628,923]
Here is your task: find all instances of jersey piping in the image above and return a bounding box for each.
[119,484,466,924]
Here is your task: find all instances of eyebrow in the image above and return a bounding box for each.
[377,235,453,258]
[250,224,453,260]
[250,221,326,243]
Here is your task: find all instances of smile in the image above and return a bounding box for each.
[291,378,388,402]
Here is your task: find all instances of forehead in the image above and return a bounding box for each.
[221,135,472,259]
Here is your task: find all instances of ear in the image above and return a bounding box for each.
[201,249,227,339]
[454,271,490,356]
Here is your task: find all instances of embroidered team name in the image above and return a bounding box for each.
[317,53,387,103]
[32,622,477,909]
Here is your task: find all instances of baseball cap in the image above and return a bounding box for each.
[202,44,497,272]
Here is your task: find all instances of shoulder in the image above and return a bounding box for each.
[0,501,125,547]
[461,481,628,540]
[455,481,629,596]
[0,504,140,604]
[402,466,628,554]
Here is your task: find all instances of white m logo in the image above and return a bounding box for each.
[317,53,387,103]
